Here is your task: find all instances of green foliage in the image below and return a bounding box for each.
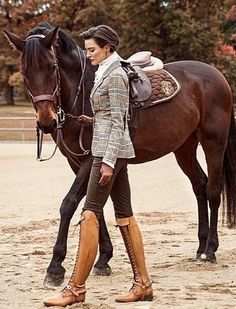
[115,0,163,58]
[222,4,236,44]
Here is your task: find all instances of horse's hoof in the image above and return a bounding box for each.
[93,266,112,276]
[44,272,65,286]
[199,253,216,263]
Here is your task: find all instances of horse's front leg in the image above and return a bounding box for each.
[44,155,114,286]
[44,156,92,286]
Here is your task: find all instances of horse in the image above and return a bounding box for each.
[4,23,236,287]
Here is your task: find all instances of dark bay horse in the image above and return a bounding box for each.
[4,23,236,287]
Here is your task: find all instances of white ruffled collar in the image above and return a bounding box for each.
[94,52,121,84]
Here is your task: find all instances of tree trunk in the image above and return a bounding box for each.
[3,84,14,105]
[2,65,15,105]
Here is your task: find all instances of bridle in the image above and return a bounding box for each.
[23,34,90,164]
[25,65,60,109]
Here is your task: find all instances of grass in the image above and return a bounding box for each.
[0,101,52,142]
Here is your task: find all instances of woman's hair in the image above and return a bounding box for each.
[80,25,120,52]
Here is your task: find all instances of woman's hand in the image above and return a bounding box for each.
[77,115,93,127]
[99,163,113,186]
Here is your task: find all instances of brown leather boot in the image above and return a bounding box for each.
[43,210,99,307]
[115,216,153,303]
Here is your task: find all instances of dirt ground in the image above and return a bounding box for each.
[0,143,235,309]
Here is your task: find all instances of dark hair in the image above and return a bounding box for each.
[80,25,120,52]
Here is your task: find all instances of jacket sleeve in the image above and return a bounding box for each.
[102,73,129,168]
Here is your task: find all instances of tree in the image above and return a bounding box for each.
[223,4,236,45]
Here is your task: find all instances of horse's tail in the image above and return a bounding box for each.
[222,109,236,228]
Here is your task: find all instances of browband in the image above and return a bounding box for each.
[26,34,46,40]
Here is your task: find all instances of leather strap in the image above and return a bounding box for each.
[116,217,132,226]
[32,94,54,103]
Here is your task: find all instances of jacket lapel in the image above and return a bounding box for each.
[90,60,121,99]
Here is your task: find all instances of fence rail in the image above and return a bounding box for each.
[0,117,36,141]
[0,117,35,120]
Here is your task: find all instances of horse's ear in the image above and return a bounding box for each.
[3,30,26,52]
[42,26,59,48]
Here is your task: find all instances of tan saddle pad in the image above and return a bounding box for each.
[131,69,181,108]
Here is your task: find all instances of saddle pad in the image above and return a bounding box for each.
[132,69,181,108]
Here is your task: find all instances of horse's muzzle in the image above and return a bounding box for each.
[37,119,57,134]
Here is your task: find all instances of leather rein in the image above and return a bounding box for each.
[24,34,90,165]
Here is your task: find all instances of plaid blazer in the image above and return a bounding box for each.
[90,60,135,168]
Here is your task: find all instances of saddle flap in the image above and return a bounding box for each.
[130,66,152,102]
[121,62,152,102]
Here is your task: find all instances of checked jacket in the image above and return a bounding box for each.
[90,60,135,168]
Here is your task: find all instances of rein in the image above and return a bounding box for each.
[24,35,90,163]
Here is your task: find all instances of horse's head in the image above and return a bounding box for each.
[4,25,60,134]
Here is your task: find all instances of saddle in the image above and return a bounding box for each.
[122,51,180,108]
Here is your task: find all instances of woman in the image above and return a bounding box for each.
[44,25,153,307]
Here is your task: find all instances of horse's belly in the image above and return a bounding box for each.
[129,99,200,163]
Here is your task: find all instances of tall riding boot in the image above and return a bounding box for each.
[115,216,153,303]
[44,210,99,307]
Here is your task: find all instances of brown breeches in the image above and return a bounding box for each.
[82,157,133,219]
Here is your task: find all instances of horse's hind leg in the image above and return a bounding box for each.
[174,133,209,259]
[199,137,227,262]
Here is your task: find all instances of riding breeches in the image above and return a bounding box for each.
[82,157,133,219]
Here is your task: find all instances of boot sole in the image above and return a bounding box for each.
[115,295,153,303]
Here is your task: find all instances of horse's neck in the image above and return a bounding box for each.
[58,47,94,116]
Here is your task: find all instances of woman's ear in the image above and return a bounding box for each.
[105,45,111,53]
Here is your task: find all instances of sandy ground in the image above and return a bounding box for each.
[0,143,235,309]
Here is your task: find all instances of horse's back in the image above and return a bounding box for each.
[164,60,233,117]
[164,60,232,101]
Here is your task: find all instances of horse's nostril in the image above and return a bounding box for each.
[37,119,57,134]
[51,119,58,132]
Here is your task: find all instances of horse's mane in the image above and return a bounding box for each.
[21,22,80,71]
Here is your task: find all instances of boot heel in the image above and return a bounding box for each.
[144,295,153,301]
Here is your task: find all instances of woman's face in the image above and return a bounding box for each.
[85,38,111,65]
